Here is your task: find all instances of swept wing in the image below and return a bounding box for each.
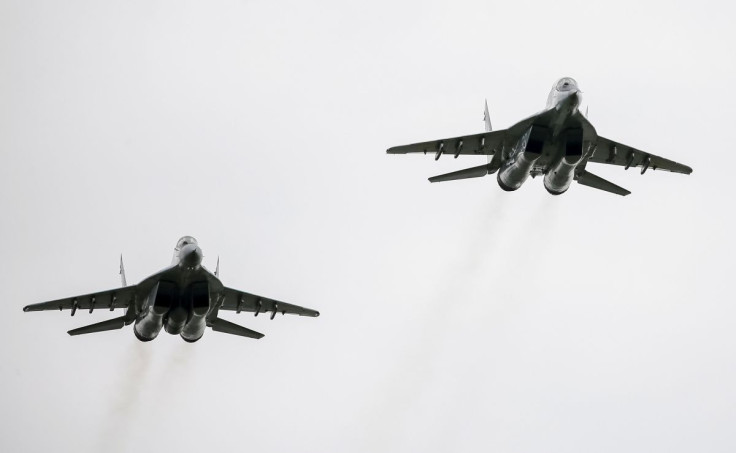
[218,287,320,319]
[23,285,137,314]
[387,130,506,157]
[576,113,692,175]
[588,136,692,174]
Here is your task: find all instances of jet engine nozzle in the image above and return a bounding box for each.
[544,155,580,195]
[134,281,178,342]
[544,128,584,195]
[181,281,210,343]
[164,306,188,335]
[497,124,546,191]
[181,317,206,343]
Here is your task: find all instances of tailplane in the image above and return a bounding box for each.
[208,317,264,339]
[576,170,630,196]
[68,316,127,336]
[429,164,490,183]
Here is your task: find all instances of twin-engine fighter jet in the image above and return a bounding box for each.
[23,236,319,342]
[387,77,692,195]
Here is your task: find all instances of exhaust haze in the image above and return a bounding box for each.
[1,1,734,452]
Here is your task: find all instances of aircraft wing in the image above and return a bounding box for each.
[23,285,137,314]
[588,136,692,174]
[218,287,320,318]
[387,130,507,156]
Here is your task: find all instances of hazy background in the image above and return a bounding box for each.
[1,1,734,452]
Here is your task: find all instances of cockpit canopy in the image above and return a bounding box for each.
[556,77,578,92]
[175,236,198,251]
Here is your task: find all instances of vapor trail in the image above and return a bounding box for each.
[360,192,509,451]
[362,190,564,450]
[155,341,196,396]
[97,343,152,453]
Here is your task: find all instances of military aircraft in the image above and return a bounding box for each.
[23,236,319,342]
[387,77,692,195]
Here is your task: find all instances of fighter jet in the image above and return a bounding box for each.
[387,77,692,195]
[23,236,319,342]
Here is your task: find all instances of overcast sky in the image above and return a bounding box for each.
[1,1,734,452]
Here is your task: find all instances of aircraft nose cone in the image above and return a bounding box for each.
[568,90,581,108]
[180,244,203,267]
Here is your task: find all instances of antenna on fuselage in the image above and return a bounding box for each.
[119,254,127,287]
[585,106,589,118]
[215,256,220,278]
[483,99,493,132]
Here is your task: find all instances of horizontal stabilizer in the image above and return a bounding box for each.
[209,317,264,339]
[576,170,630,196]
[68,316,127,336]
[429,164,490,183]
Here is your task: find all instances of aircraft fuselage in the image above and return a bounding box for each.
[24,236,320,341]
[388,77,692,195]
[133,237,221,342]
[497,78,587,195]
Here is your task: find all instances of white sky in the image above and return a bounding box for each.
[1,1,734,452]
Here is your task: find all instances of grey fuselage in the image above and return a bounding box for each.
[23,235,320,341]
[496,77,588,195]
[133,237,223,342]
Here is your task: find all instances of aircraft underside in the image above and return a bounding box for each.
[134,280,211,342]
[23,236,320,341]
[387,77,692,196]
[497,114,585,195]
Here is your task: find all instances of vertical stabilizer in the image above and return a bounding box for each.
[483,100,493,132]
[119,255,127,287]
[484,100,495,166]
